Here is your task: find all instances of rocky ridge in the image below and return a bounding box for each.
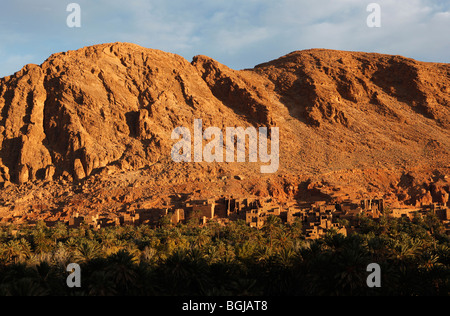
[0,43,448,222]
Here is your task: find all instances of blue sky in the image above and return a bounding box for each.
[0,0,449,78]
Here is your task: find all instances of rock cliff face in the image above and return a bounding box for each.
[0,43,448,213]
[0,43,248,183]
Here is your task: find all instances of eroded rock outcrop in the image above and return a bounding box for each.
[0,43,448,192]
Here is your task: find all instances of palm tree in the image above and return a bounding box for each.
[205,245,221,264]
[6,278,49,296]
[423,213,446,236]
[17,238,32,263]
[87,270,117,296]
[3,240,23,264]
[51,222,67,243]
[272,230,293,249]
[52,242,71,267]
[263,215,282,244]
[160,248,210,295]
[276,247,295,268]
[140,246,157,265]
[288,217,303,239]
[229,278,260,296]
[32,231,53,254]
[193,229,210,249]
[34,261,66,295]
[254,245,275,265]
[333,246,370,296]
[105,250,139,295]
[389,236,422,262]
[323,231,347,251]
[75,240,102,263]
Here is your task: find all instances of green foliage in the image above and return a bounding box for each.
[0,215,448,296]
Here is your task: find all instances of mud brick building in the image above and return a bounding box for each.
[69,212,100,229]
[5,189,448,240]
[246,204,281,229]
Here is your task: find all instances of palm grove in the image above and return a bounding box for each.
[0,210,449,296]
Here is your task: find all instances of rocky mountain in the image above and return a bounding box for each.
[0,43,448,218]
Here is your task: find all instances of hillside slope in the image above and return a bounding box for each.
[0,43,448,216]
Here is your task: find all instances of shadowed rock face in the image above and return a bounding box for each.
[0,43,448,210]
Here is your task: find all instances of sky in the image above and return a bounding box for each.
[0,0,449,78]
